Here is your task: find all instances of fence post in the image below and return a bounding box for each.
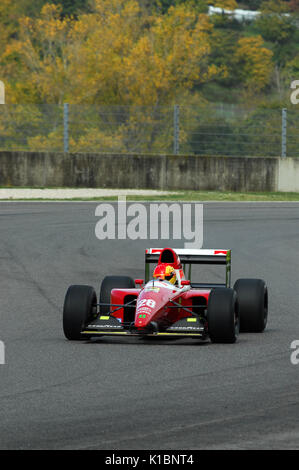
[173,104,180,155]
[281,108,287,158]
[64,103,69,153]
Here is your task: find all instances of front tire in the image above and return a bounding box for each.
[234,279,268,333]
[63,285,97,340]
[99,275,135,314]
[207,288,239,344]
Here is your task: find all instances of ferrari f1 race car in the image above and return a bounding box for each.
[63,247,268,344]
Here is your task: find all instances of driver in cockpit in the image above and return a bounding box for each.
[153,264,177,285]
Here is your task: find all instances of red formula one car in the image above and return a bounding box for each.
[63,247,268,344]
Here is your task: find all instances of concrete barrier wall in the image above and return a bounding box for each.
[0,150,296,192]
[278,158,299,192]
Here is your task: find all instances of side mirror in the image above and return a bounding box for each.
[181,280,190,286]
[135,279,144,285]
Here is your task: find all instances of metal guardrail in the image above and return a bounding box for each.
[0,104,298,157]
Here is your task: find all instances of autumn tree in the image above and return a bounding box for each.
[122,4,226,105]
[53,0,91,17]
[1,0,289,153]
[2,0,225,105]
[234,36,273,94]
[147,0,208,14]
[1,0,229,151]
[1,4,74,103]
[288,0,299,12]
[208,0,238,9]
[66,0,146,104]
[235,0,262,9]
[252,0,298,97]
[256,0,294,46]
[0,0,47,45]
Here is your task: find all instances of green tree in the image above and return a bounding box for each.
[53,0,92,16]
[139,0,208,14]
[289,0,299,12]
[257,1,294,43]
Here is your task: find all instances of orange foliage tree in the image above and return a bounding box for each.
[234,36,274,94]
[1,0,226,105]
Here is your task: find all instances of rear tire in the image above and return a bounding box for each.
[99,275,135,314]
[207,288,239,344]
[234,279,268,333]
[63,285,97,340]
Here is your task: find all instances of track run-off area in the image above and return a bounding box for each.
[0,201,298,449]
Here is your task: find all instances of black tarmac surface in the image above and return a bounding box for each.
[0,202,298,449]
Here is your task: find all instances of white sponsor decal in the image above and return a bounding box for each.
[137,299,156,309]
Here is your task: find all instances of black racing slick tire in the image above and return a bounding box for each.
[63,285,97,340]
[99,276,135,314]
[207,288,239,344]
[234,278,268,333]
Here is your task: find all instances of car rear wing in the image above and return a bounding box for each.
[145,248,231,287]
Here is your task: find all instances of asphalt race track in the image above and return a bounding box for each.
[0,201,298,450]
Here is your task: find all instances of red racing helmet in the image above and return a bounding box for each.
[153,264,176,285]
